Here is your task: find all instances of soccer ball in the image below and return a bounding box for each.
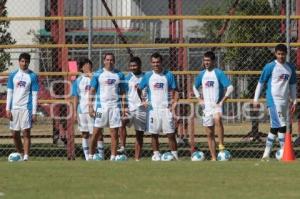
[115,154,127,161]
[217,150,232,161]
[93,153,104,161]
[191,151,205,161]
[275,148,283,160]
[8,152,22,162]
[161,152,174,161]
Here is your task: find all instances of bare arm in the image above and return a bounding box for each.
[73,96,79,121]
[88,88,96,117]
[6,89,13,120]
[218,85,233,106]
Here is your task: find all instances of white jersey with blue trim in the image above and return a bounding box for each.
[258,60,296,107]
[6,69,39,112]
[72,74,91,114]
[193,68,231,105]
[138,70,177,109]
[90,68,126,108]
[125,72,145,111]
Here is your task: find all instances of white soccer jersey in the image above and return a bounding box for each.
[138,70,177,109]
[125,72,145,111]
[90,68,126,109]
[6,69,39,114]
[193,68,231,105]
[72,74,91,114]
[257,60,296,107]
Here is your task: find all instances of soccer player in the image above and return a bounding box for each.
[193,51,233,161]
[88,53,126,161]
[6,53,39,161]
[120,56,147,161]
[138,52,178,161]
[253,44,297,161]
[72,58,104,160]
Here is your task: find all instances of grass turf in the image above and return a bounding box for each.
[0,160,300,199]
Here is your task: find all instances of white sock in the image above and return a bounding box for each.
[278,133,285,148]
[263,133,276,157]
[171,151,178,160]
[97,141,104,155]
[82,138,89,160]
[88,154,93,160]
[153,151,160,156]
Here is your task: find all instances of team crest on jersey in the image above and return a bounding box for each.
[205,81,214,87]
[105,79,116,85]
[279,74,289,81]
[153,83,164,89]
[17,81,26,87]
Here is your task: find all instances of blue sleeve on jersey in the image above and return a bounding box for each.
[7,72,15,89]
[124,74,132,93]
[138,71,151,90]
[259,62,274,83]
[71,80,78,97]
[90,73,99,89]
[194,71,205,89]
[215,69,231,87]
[289,63,297,85]
[166,71,177,90]
[118,72,127,93]
[30,73,39,92]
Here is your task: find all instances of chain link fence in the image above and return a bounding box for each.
[0,0,299,160]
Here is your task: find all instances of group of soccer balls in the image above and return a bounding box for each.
[191,150,232,161]
[8,149,284,162]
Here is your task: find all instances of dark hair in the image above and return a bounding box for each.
[79,58,93,69]
[275,44,287,53]
[19,53,31,61]
[203,51,216,61]
[103,52,115,61]
[129,56,142,66]
[151,52,163,62]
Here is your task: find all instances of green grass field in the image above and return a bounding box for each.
[0,160,300,199]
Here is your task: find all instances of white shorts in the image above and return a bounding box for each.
[147,108,175,134]
[268,104,289,128]
[78,113,94,134]
[9,109,32,131]
[202,105,222,127]
[94,107,121,128]
[126,107,147,131]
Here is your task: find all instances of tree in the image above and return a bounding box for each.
[189,0,283,98]
[0,0,16,72]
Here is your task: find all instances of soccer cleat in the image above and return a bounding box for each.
[261,150,270,162]
[151,154,161,161]
[23,154,28,161]
[261,156,270,162]
[117,146,125,153]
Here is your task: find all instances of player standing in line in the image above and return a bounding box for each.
[88,53,126,161]
[6,53,39,161]
[253,44,297,161]
[138,52,178,161]
[193,51,233,161]
[72,58,104,160]
[119,56,147,161]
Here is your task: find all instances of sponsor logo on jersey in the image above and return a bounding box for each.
[104,79,116,85]
[279,74,289,81]
[17,81,26,87]
[205,81,214,87]
[153,82,164,89]
[85,85,91,91]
